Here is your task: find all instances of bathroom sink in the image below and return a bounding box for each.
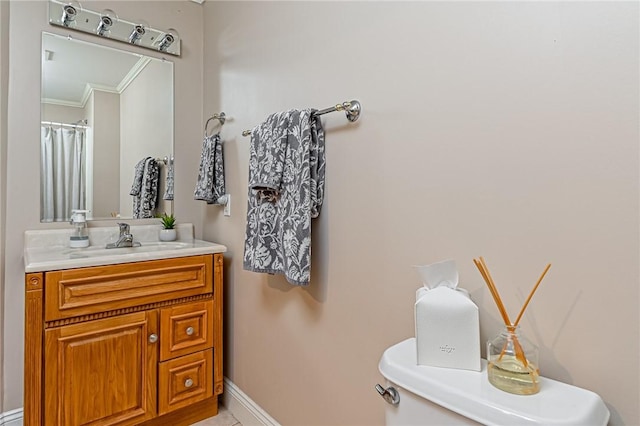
[60,241,191,257]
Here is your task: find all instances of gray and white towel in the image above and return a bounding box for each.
[194,134,226,204]
[243,109,325,286]
[163,156,174,201]
[248,111,290,200]
[130,157,159,218]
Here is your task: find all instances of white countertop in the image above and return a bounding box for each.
[24,223,227,273]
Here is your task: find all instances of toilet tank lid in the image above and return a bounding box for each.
[378,338,609,426]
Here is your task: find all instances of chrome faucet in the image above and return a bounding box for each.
[106,223,141,249]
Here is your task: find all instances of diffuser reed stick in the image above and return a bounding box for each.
[473,259,526,366]
[475,258,511,326]
[473,258,551,368]
[513,263,552,327]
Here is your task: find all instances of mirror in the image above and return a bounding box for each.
[41,32,174,222]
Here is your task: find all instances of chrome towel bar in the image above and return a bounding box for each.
[242,99,361,137]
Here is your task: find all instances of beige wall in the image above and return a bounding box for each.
[92,90,120,218]
[41,103,87,124]
[3,0,204,411]
[119,59,173,217]
[0,0,8,415]
[203,2,639,425]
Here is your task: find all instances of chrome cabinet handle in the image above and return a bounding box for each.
[375,384,400,405]
[148,333,158,343]
[186,326,194,336]
[184,378,194,388]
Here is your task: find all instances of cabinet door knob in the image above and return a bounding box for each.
[184,378,194,388]
[186,326,194,336]
[148,333,158,343]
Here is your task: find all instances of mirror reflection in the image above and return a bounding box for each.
[41,32,174,222]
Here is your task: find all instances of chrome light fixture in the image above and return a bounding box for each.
[129,23,146,44]
[96,9,117,36]
[48,1,181,56]
[158,28,179,52]
[61,2,79,27]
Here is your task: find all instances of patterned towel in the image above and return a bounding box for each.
[130,157,159,218]
[243,109,325,285]
[194,134,226,204]
[247,111,290,200]
[163,156,174,201]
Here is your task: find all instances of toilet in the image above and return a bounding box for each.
[377,338,610,425]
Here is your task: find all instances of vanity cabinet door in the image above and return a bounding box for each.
[44,310,158,426]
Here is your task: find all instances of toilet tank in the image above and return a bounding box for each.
[378,338,609,426]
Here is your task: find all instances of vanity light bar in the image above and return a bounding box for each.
[48,0,181,56]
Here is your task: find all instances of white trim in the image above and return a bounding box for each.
[222,377,279,426]
[116,57,151,94]
[0,408,23,426]
[0,379,278,426]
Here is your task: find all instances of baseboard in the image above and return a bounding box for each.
[1,380,275,426]
[222,377,279,426]
[0,408,23,426]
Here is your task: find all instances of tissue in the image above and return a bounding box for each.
[415,259,481,371]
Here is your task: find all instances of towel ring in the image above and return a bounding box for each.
[204,112,226,137]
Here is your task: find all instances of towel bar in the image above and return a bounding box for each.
[205,112,226,137]
[242,100,361,137]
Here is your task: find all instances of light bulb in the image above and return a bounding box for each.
[128,20,148,44]
[61,1,82,27]
[158,28,179,52]
[97,9,117,36]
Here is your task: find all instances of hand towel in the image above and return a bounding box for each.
[129,157,148,199]
[194,134,226,204]
[130,157,159,218]
[243,109,325,285]
[163,156,174,201]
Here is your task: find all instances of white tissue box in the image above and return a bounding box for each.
[414,260,480,371]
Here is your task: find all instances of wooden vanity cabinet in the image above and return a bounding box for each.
[24,253,224,426]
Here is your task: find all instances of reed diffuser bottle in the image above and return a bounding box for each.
[487,325,539,395]
[473,257,551,396]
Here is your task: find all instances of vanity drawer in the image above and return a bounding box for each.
[160,299,214,361]
[158,349,213,415]
[44,255,213,322]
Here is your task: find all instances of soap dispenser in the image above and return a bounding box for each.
[69,209,90,248]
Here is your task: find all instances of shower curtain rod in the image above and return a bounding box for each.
[41,120,89,129]
[241,99,361,136]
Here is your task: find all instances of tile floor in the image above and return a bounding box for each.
[190,406,242,426]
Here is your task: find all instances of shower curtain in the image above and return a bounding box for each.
[40,125,87,222]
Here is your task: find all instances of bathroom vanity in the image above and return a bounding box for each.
[23,225,227,426]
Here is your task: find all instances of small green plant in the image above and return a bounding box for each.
[159,212,176,229]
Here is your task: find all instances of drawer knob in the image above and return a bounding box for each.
[148,333,158,343]
[186,326,195,336]
[184,378,194,388]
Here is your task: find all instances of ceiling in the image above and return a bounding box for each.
[42,33,146,107]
